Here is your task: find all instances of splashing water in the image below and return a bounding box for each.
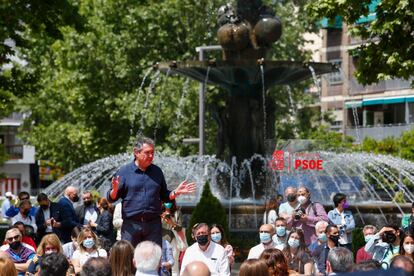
[308,65,321,96]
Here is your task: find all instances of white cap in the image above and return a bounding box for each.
[5,192,13,198]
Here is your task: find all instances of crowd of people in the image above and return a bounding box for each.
[0,137,413,276]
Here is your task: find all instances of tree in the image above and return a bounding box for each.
[186,183,228,244]
[306,0,414,86]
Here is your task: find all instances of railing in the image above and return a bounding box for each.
[349,78,412,95]
[345,123,414,141]
[4,144,23,159]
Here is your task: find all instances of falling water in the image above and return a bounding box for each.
[153,68,172,142]
[351,104,361,143]
[308,65,321,96]
[260,65,267,140]
[130,67,153,135]
[140,70,162,132]
[242,159,258,228]
[228,156,237,230]
[286,86,298,134]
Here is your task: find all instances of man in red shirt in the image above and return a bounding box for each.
[356,225,377,263]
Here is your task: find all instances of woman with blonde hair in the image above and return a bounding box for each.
[27,233,63,274]
[0,252,17,276]
[71,227,107,274]
[109,240,135,276]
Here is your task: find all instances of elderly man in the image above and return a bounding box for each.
[107,137,196,247]
[248,223,277,259]
[182,261,211,276]
[278,187,300,221]
[180,223,230,276]
[356,225,376,263]
[134,241,162,276]
[58,186,82,243]
[326,247,354,275]
[290,186,328,245]
[308,220,329,253]
[0,228,35,275]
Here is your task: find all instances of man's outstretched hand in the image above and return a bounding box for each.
[175,180,197,196]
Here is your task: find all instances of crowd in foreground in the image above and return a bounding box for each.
[0,185,413,276]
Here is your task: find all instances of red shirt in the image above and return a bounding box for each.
[356,246,372,263]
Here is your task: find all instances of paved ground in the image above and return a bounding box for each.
[231,263,241,276]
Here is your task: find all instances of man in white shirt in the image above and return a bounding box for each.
[272,218,288,250]
[75,191,99,226]
[278,186,300,220]
[1,192,13,220]
[248,224,277,259]
[180,223,230,276]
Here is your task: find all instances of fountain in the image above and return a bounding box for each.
[43,0,414,230]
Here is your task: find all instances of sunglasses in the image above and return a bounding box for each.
[6,235,21,242]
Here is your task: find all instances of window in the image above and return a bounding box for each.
[327,59,343,85]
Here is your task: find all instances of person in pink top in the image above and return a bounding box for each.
[289,187,329,245]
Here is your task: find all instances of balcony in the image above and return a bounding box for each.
[345,123,414,141]
[349,79,412,95]
[4,144,35,164]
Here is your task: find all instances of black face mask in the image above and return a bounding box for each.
[196,235,209,246]
[330,235,339,246]
[287,194,297,203]
[84,201,92,207]
[72,195,79,203]
[40,205,49,210]
[22,209,30,216]
[9,241,21,251]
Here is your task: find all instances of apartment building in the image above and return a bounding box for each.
[0,112,36,195]
[318,9,414,142]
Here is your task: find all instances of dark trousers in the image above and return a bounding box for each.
[121,218,162,247]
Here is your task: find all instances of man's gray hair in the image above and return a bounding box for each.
[134,241,162,273]
[327,247,354,273]
[134,137,155,151]
[315,220,329,231]
[191,223,209,236]
[363,225,377,233]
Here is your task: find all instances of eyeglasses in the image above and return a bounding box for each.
[6,235,21,242]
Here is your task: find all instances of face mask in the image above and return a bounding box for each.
[260,232,272,244]
[22,209,30,216]
[45,249,57,254]
[40,205,49,210]
[287,194,297,203]
[211,233,222,243]
[196,235,209,246]
[83,238,95,249]
[404,244,414,254]
[164,202,173,209]
[330,235,339,246]
[276,226,286,237]
[297,195,307,205]
[364,234,374,243]
[9,241,21,250]
[318,233,327,243]
[288,238,300,248]
[84,201,92,207]
[342,201,349,209]
[72,195,79,203]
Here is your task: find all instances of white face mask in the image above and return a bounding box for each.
[297,195,307,205]
[404,244,414,254]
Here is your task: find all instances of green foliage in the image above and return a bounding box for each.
[306,0,414,86]
[352,227,364,256]
[394,190,405,203]
[186,183,228,244]
[308,126,355,151]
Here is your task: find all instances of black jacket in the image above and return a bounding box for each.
[35,202,63,240]
[75,204,100,225]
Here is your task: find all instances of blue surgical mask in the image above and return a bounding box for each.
[260,232,272,244]
[211,233,222,243]
[83,238,95,249]
[164,202,173,209]
[276,226,286,237]
[288,238,300,248]
[364,234,374,243]
[318,233,327,243]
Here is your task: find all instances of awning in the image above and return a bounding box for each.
[356,0,380,24]
[345,96,414,108]
[319,16,342,29]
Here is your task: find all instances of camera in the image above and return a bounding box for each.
[381,231,397,244]
[294,208,305,220]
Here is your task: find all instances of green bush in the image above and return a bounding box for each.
[186,183,228,244]
[352,227,364,257]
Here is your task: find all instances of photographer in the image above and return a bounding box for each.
[365,224,401,268]
[290,187,328,245]
[279,187,300,222]
[327,193,355,251]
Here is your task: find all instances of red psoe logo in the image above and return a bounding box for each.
[269,150,285,171]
